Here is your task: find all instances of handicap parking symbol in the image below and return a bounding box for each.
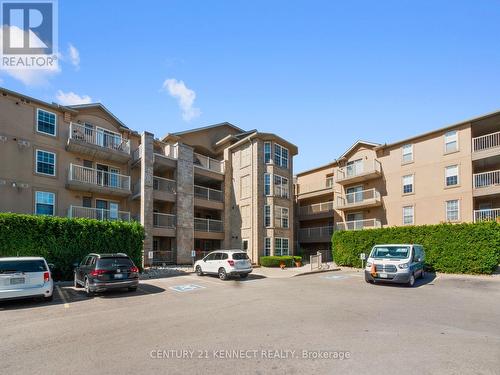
[169,284,206,292]
[321,275,348,280]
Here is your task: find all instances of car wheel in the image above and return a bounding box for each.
[407,273,415,287]
[128,286,137,292]
[74,273,81,288]
[84,278,93,297]
[218,268,228,280]
[196,265,204,276]
[239,273,248,279]
[43,294,53,302]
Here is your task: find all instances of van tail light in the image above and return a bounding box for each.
[227,260,235,266]
[90,269,106,277]
[130,266,139,273]
[43,272,50,282]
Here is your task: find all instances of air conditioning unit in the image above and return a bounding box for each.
[18,183,29,189]
[0,135,7,143]
[17,139,30,148]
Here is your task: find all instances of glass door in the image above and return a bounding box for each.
[109,202,119,220]
[96,199,108,221]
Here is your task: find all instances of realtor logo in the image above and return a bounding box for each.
[1,0,58,69]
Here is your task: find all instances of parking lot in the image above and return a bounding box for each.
[1,270,499,375]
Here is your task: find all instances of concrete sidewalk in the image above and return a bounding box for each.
[252,263,340,278]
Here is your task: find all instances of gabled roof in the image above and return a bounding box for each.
[67,103,129,130]
[171,121,245,137]
[338,140,380,160]
[0,86,77,113]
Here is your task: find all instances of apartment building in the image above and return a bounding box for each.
[295,111,500,258]
[0,87,297,266]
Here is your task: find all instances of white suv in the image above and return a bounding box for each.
[194,250,252,280]
[0,257,54,302]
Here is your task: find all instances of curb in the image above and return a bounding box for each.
[292,267,341,277]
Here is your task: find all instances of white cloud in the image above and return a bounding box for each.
[55,90,92,105]
[162,78,201,121]
[68,43,80,70]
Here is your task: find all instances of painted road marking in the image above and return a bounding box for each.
[321,275,349,280]
[169,284,206,293]
[56,286,70,308]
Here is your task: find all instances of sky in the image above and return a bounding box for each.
[1,0,500,173]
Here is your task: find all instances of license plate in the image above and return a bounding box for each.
[10,277,25,285]
[378,273,388,278]
[114,274,124,279]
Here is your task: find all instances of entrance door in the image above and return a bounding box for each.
[96,199,108,220]
[346,186,363,204]
[109,202,119,220]
[96,164,109,186]
[347,212,364,229]
[109,167,120,188]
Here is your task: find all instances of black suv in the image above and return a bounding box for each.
[74,253,139,296]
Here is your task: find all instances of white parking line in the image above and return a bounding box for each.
[55,286,70,308]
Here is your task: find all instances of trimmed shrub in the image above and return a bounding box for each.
[260,256,302,267]
[331,222,500,275]
[0,213,145,280]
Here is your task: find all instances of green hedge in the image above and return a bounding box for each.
[0,213,145,280]
[260,256,302,267]
[332,222,500,274]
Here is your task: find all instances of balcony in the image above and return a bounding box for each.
[473,208,500,223]
[154,177,176,202]
[298,226,334,243]
[298,201,334,219]
[68,205,130,221]
[194,185,224,210]
[67,164,131,196]
[295,179,334,199]
[336,218,382,231]
[473,170,500,197]
[153,212,176,237]
[67,122,130,163]
[336,160,382,185]
[194,218,224,240]
[154,144,178,171]
[472,131,500,160]
[336,188,382,210]
[193,153,224,181]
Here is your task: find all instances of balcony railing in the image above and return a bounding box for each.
[154,176,176,194]
[295,179,334,195]
[336,218,382,231]
[155,143,178,160]
[474,209,500,223]
[298,201,334,216]
[337,159,381,182]
[153,213,176,228]
[194,218,224,232]
[473,131,500,152]
[337,188,381,208]
[132,144,142,163]
[193,153,224,173]
[69,122,130,154]
[194,185,223,201]
[298,226,334,241]
[68,205,130,221]
[69,164,131,191]
[473,170,500,189]
[151,251,176,265]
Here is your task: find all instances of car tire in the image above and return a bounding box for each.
[74,273,81,288]
[43,294,53,302]
[84,278,93,297]
[364,275,374,284]
[407,273,415,287]
[239,273,248,279]
[128,286,137,292]
[218,267,228,280]
[196,266,204,276]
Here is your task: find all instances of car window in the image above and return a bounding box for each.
[232,253,249,260]
[85,256,94,266]
[80,256,89,266]
[213,253,223,261]
[221,253,228,260]
[205,253,216,261]
[0,260,47,273]
[96,257,134,269]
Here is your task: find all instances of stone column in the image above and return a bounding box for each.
[140,132,154,267]
[175,142,194,264]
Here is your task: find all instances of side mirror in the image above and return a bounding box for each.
[203,259,207,262]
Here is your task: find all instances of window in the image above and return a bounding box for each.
[36,150,56,176]
[446,200,460,221]
[274,144,289,168]
[274,238,289,256]
[35,191,55,216]
[445,165,459,187]
[444,130,458,153]
[264,173,271,196]
[242,239,249,252]
[264,205,271,227]
[264,238,271,256]
[274,175,289,199]
[264,142,272,164]
[402,174,414,194]
[275,206,289,228]
[326,176,334,188]
[402,144,413,163]
[36,109,57,136]
[403,206,414,225]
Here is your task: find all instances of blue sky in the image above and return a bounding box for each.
[2,0,500,173]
